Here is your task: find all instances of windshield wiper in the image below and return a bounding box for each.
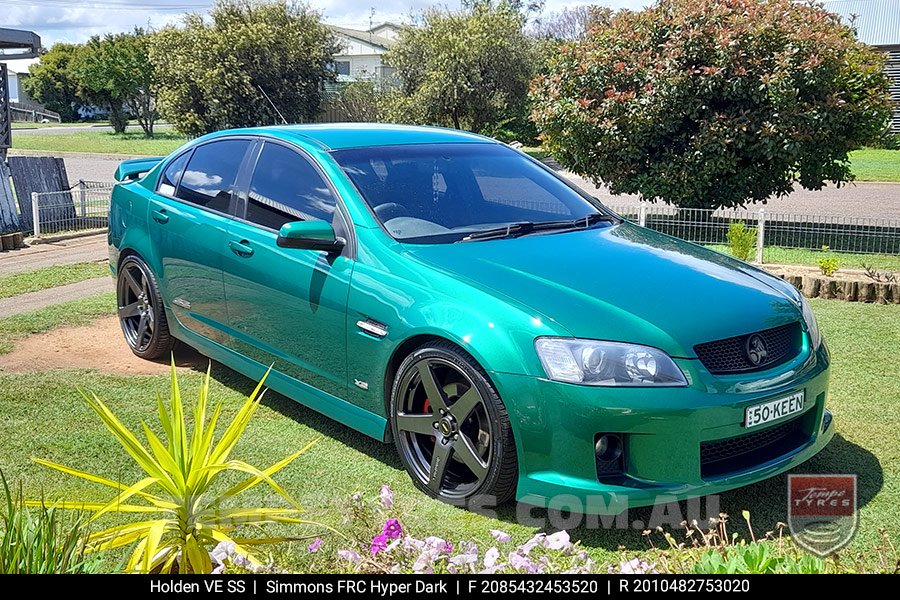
[524,213,619,235]
[460,222,536,242]
[459,213,618,242]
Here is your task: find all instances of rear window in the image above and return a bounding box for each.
[175,139,251,212]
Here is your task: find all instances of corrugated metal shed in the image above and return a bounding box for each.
[822,0,900,47]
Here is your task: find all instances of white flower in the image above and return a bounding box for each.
[618,557,656,574]
[380,485,394,508]
[337,549,361,563]
[484,546,500,568]
[490,529,511,543]
[544,531,572,551]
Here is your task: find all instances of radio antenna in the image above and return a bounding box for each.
[257,84,288,125]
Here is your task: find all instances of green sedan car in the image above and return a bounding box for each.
[109,124,833,513]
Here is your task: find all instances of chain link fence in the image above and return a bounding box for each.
[29,180,113,237]
[606,203,900,262]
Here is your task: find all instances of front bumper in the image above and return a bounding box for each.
[492,343,833,514]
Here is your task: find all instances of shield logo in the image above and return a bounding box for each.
[788,474,858,557]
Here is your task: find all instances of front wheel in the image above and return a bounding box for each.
[116,255,174,360]
[389,341,518,507]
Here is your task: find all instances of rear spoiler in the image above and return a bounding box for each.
[114,157,164,182]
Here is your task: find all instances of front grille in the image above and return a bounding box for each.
[700,417,808,479]
[694,322,802,374]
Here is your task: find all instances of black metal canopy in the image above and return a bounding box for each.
[0,27,41,59]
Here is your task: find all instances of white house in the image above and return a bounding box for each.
[328,23,401,85]
[1,57,39,104]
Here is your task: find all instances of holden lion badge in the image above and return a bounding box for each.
[788,474,858,557]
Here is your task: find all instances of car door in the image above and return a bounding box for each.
[149,138,253,344]
[223,139,354,399]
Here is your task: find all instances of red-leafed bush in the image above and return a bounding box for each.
[530,0,891,210]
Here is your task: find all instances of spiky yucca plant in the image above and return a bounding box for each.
[30,362,318,573]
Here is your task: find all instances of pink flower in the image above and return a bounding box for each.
[544,531,572,551]
[371,532,389,554]
[382,518,403,540]
[307,538,323,553]
[380,485,394,507]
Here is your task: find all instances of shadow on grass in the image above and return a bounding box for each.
[171,354,882,550]
[183,353,402,469]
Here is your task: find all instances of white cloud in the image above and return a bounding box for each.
[3,0,649,47]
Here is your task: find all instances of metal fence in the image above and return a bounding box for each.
[606,203,900,262]
[30,180,113,237]
[22,184,900,263]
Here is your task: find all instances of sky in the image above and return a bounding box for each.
[2,0,648,48]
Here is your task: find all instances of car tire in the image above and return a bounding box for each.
[389,340,518,507]
[116,254,175,360]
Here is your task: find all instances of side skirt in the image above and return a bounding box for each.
[169,310,390,442]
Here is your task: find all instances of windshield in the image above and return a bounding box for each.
[331,143,611,243]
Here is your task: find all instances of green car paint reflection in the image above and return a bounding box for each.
[109,124,832,513]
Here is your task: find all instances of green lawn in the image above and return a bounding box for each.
[705,245,900,271]
[0,262,109,300]
[0,292,115,355]
[0,298,896,571]
[9,131,188,156]
[847,148,900,183]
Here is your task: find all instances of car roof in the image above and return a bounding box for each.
[218,123,498,151]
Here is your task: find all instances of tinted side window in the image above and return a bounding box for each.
[175,139,250,212]
[245,143,336,230]
[158,151,190,197]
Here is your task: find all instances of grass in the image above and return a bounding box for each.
[0,298,895,571]
[0,263,109,300]
[706,245,900,272]
[847,148,900,183]
[9,131,188,156]
[0,292,115,355]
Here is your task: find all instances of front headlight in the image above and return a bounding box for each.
[534,338,688,386]
[799,296,822,348]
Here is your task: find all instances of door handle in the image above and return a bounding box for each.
[151,209,169,224]
[229,239,254,257]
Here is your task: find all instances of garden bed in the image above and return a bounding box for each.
[764,264,900,303]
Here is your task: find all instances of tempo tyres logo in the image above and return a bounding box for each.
[788,474,858,557]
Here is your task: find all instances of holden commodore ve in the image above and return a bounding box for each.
[109,124,833,512]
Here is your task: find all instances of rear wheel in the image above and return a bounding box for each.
[389,341,518,507]
[116,255,174,360]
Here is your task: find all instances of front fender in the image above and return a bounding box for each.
[344,230,565,420]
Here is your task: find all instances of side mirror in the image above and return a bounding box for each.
[276,220,345,253]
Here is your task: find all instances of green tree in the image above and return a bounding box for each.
[71,29,157,135]
[21,44,83,122]
[531,0,892,210]
[149,0,338,136]
[383,0,536,138]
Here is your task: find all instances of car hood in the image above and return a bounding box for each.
[401,222,801,358]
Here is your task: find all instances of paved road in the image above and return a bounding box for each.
[0,276,112,318]
[560,172,900,220]
[43,154,900,220]
[5,151,900,218]
[0,235,108,276]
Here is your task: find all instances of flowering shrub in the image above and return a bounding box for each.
[531,0,891,210]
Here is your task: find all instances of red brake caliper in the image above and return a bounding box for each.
[423,398,436,443]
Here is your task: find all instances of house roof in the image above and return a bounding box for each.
[329,25,397,50]
[823,0,900,47]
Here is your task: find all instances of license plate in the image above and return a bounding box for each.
[744,391,804,428]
